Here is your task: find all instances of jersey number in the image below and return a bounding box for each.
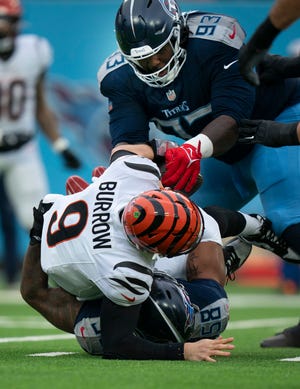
[47,200,88,247]
[0,80,26,120]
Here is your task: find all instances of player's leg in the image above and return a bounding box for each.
[5,141,49,231]
[253,103,300,347]
[191,156,257,209]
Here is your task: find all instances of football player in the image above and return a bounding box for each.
[97,0,300,279]
[0,0,80,234]
[21,142,290,359]
[21,146,237,361]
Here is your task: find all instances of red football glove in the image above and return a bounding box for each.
[65,175,89,195]
[92,166,106,178]
[162,142,202,194]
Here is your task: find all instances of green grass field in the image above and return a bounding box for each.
[0,284,299,389]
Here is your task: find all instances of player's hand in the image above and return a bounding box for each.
[238,44,267,86]
[162,143,202,194]
[239,119,299,147]
[184,336,235,362]
[257,54,285,84]
[61,148,81,169]
[65,175,89,195]
[92,166,106,179]
[29,200,53,245]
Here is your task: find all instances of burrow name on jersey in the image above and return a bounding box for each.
[92,181,117,249]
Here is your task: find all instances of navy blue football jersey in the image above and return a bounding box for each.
[98,11,299,162]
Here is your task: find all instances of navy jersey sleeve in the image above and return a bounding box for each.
[100,66,151,147]
[101,296,184,360]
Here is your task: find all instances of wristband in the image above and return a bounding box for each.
[52,137,69,153]
[249,16,281,51]
[185,134,213,158]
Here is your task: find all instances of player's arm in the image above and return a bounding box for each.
[257,55,300,84]
[100,296,234,361]
[186,239,227,286]
[238,0,300,86]
[238,119,300,147]
[20,244,82,333]
[269,0,300,30]
[35,72,81,169]
[20,200,82,333]
[162,115,238,193]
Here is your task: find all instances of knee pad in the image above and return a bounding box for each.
[74,300,103,355]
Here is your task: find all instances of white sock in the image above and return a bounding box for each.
[239,213,263,236]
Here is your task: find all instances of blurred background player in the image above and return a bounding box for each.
[0,174,19,285]
[0,0,81,285]
[238,0,300,347]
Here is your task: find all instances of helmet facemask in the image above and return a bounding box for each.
[124,24,187,88]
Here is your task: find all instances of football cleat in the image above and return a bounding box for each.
[66,175,89,195]
[239,214,300,262]
[260,321,300,348]
[239,214,289,257]
[223,237,252,280]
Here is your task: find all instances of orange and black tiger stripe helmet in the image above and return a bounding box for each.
[122,189,204,257]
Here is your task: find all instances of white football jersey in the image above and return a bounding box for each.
[41,155,161,306]
[0,34,52,136]
[41,154,223,307]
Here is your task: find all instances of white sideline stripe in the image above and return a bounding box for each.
[229,294,300,308]
[0,334,74,343]
[1,291,299,307]
[27,352,78,357]
[280,357,300,362]
[0,317,299,344]
[227,317,298,329]
[0,316,53,329]
[0,290,23,304]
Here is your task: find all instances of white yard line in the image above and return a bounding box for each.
[0,334,74,343]
[1,290,299,307]
[0,317,299,343]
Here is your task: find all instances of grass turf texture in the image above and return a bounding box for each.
[0,285,299,389]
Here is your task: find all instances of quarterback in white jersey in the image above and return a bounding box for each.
[0,0,80,231]
[40,153,223,307]
[23,146,242,360]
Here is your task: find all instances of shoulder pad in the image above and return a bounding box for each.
[19,34,53,68]
[186,11,246,49]
[97,50,128,85]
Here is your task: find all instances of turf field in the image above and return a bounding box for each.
[0,284,299,389]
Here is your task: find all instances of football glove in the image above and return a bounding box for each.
[61,148,81,169]
[162,142,202,194]
[238,119,299,147]
[65,175,89,195]
[29,200,53,246]
[258,54,300,84]
[92,166,106,179]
